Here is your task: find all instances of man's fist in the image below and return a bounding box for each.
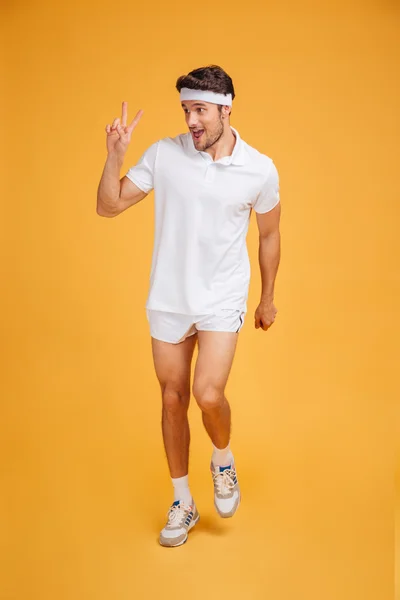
[254,300,277,331]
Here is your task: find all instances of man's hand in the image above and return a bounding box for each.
[254,300,277,331]
[105,101,144,159]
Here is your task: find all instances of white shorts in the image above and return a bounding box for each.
[146,309,246,344]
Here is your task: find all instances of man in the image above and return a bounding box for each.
[97,65,281,547]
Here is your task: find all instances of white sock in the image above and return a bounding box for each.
[171,474,193,506]
[212,442,234,467]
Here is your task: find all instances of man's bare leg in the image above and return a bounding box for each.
[193,331,241,517]
[192,331,239,449]
[152,333,201,547]
[151,333,198,478]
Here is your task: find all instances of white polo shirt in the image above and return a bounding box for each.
[125,126,280,315]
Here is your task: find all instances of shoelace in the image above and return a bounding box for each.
[213,468,236,496]
[166,503,192,527]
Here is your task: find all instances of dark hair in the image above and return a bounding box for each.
[176,65,235,104]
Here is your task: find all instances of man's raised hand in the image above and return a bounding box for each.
[105,101,144,157]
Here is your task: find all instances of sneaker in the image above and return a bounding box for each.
[211,461,241,518]
[159,500,200,547]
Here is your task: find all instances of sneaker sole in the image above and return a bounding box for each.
[159,513,200,548]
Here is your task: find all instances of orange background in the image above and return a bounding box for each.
[1,1,398,599]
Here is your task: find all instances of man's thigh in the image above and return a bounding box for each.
[193,331,239,393]
[151,334,198,393]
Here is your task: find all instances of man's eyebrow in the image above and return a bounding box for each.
[181,102,207,107]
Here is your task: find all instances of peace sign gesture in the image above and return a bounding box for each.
[105,101,144,158]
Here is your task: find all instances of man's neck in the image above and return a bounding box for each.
[205,124,236,162]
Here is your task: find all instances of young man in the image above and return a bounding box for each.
[97,65,281,547]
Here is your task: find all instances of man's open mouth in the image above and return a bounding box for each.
[192,130,204,140]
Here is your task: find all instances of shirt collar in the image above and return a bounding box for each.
[185,125,246,166]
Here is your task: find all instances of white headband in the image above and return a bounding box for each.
[180,87,232,106]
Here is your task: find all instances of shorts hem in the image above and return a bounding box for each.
[150,332,197,345]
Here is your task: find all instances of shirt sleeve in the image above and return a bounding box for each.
[124,140,159,193]
[252,160,280,214]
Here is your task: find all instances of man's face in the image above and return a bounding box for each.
[181,100,225,151]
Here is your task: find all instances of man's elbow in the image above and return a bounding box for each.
[96,198,119,218]
[259,228,280,241]
[96,207,117,218]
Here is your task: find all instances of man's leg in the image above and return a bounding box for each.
[192,331,238,448]
[192,331,241,518]
[151,334,198,480]
[151,334,201,547]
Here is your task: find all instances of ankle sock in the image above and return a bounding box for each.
[212,442,234,467]
[171,474,193,506]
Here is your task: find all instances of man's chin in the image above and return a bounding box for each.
[195,139,207,149]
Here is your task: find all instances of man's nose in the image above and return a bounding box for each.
[187,112,199,127]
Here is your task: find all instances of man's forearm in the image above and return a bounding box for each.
[258,231,281,302]
[97,152,124,215]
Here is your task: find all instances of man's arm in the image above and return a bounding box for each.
[96,153,148,218]
[256,202,281,302]
[254,202,281,330]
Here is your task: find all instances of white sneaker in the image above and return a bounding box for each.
[210,461,241,518]
[159,500,200,547]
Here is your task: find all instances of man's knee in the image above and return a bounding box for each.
[161,386,190,415]
[193,384,224,413]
